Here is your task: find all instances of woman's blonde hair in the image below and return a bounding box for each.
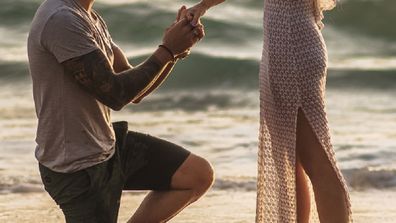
[314,0,336,29]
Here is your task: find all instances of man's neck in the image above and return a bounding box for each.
[77,0,95,12]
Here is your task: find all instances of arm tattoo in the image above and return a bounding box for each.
[132,62,176,103]
[62,49,164,110]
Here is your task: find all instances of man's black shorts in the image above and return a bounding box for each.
[39,121,191,223]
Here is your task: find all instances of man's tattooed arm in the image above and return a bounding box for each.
[62,48,170,111]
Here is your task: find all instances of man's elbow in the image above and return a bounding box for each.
[98,94,133,111]
[103,100,126,111]
[110,104,124,111]
[131,97,143,104]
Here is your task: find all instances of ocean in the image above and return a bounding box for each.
[0,0,395,221]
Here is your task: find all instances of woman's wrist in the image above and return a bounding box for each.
[200,0,211,9]
[201,0,225,9]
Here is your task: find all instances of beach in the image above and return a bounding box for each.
[1,91,396,222]
[1,0,396,222]
[1,190,396,222]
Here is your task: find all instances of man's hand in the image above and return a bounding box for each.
[162,7,205,59]
[170,5,206,60]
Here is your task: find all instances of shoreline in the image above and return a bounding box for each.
[1,189,395,222]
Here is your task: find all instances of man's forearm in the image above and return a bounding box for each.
[111,43,175,103]
[63,47,174,111]
[132,61,176,103]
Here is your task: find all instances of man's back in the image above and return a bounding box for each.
[28,0,115,173]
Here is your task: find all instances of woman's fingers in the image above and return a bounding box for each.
[186,11,194,22]
[191,12,202,26]
[186,10,201,27]
[184,3,208,26]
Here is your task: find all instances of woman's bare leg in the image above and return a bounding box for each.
[296,156,310,223]
[296,108,349,223]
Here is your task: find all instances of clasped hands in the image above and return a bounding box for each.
[161,4,209,61]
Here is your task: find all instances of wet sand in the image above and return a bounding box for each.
[0,190,395,222]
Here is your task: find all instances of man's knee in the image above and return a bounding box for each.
[172,154,215,197]
[193,156,215,193]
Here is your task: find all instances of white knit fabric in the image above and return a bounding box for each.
[256,0,352,222]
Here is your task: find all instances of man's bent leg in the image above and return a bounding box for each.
[120,131,214,223]
[128,154,214,223]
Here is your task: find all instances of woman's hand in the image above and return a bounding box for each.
[184,0,226,26]
[185,2,209,26]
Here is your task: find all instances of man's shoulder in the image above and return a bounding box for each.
[28,0,94,60]
[47,8,83,28]
[31,0,85,32]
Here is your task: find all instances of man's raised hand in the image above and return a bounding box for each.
[162,6,205,60]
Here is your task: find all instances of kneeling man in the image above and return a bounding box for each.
[28,0,214,222]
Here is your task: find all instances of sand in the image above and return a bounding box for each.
[0,190,395,222]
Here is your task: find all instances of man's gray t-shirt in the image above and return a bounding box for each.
[28,0,116,173]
